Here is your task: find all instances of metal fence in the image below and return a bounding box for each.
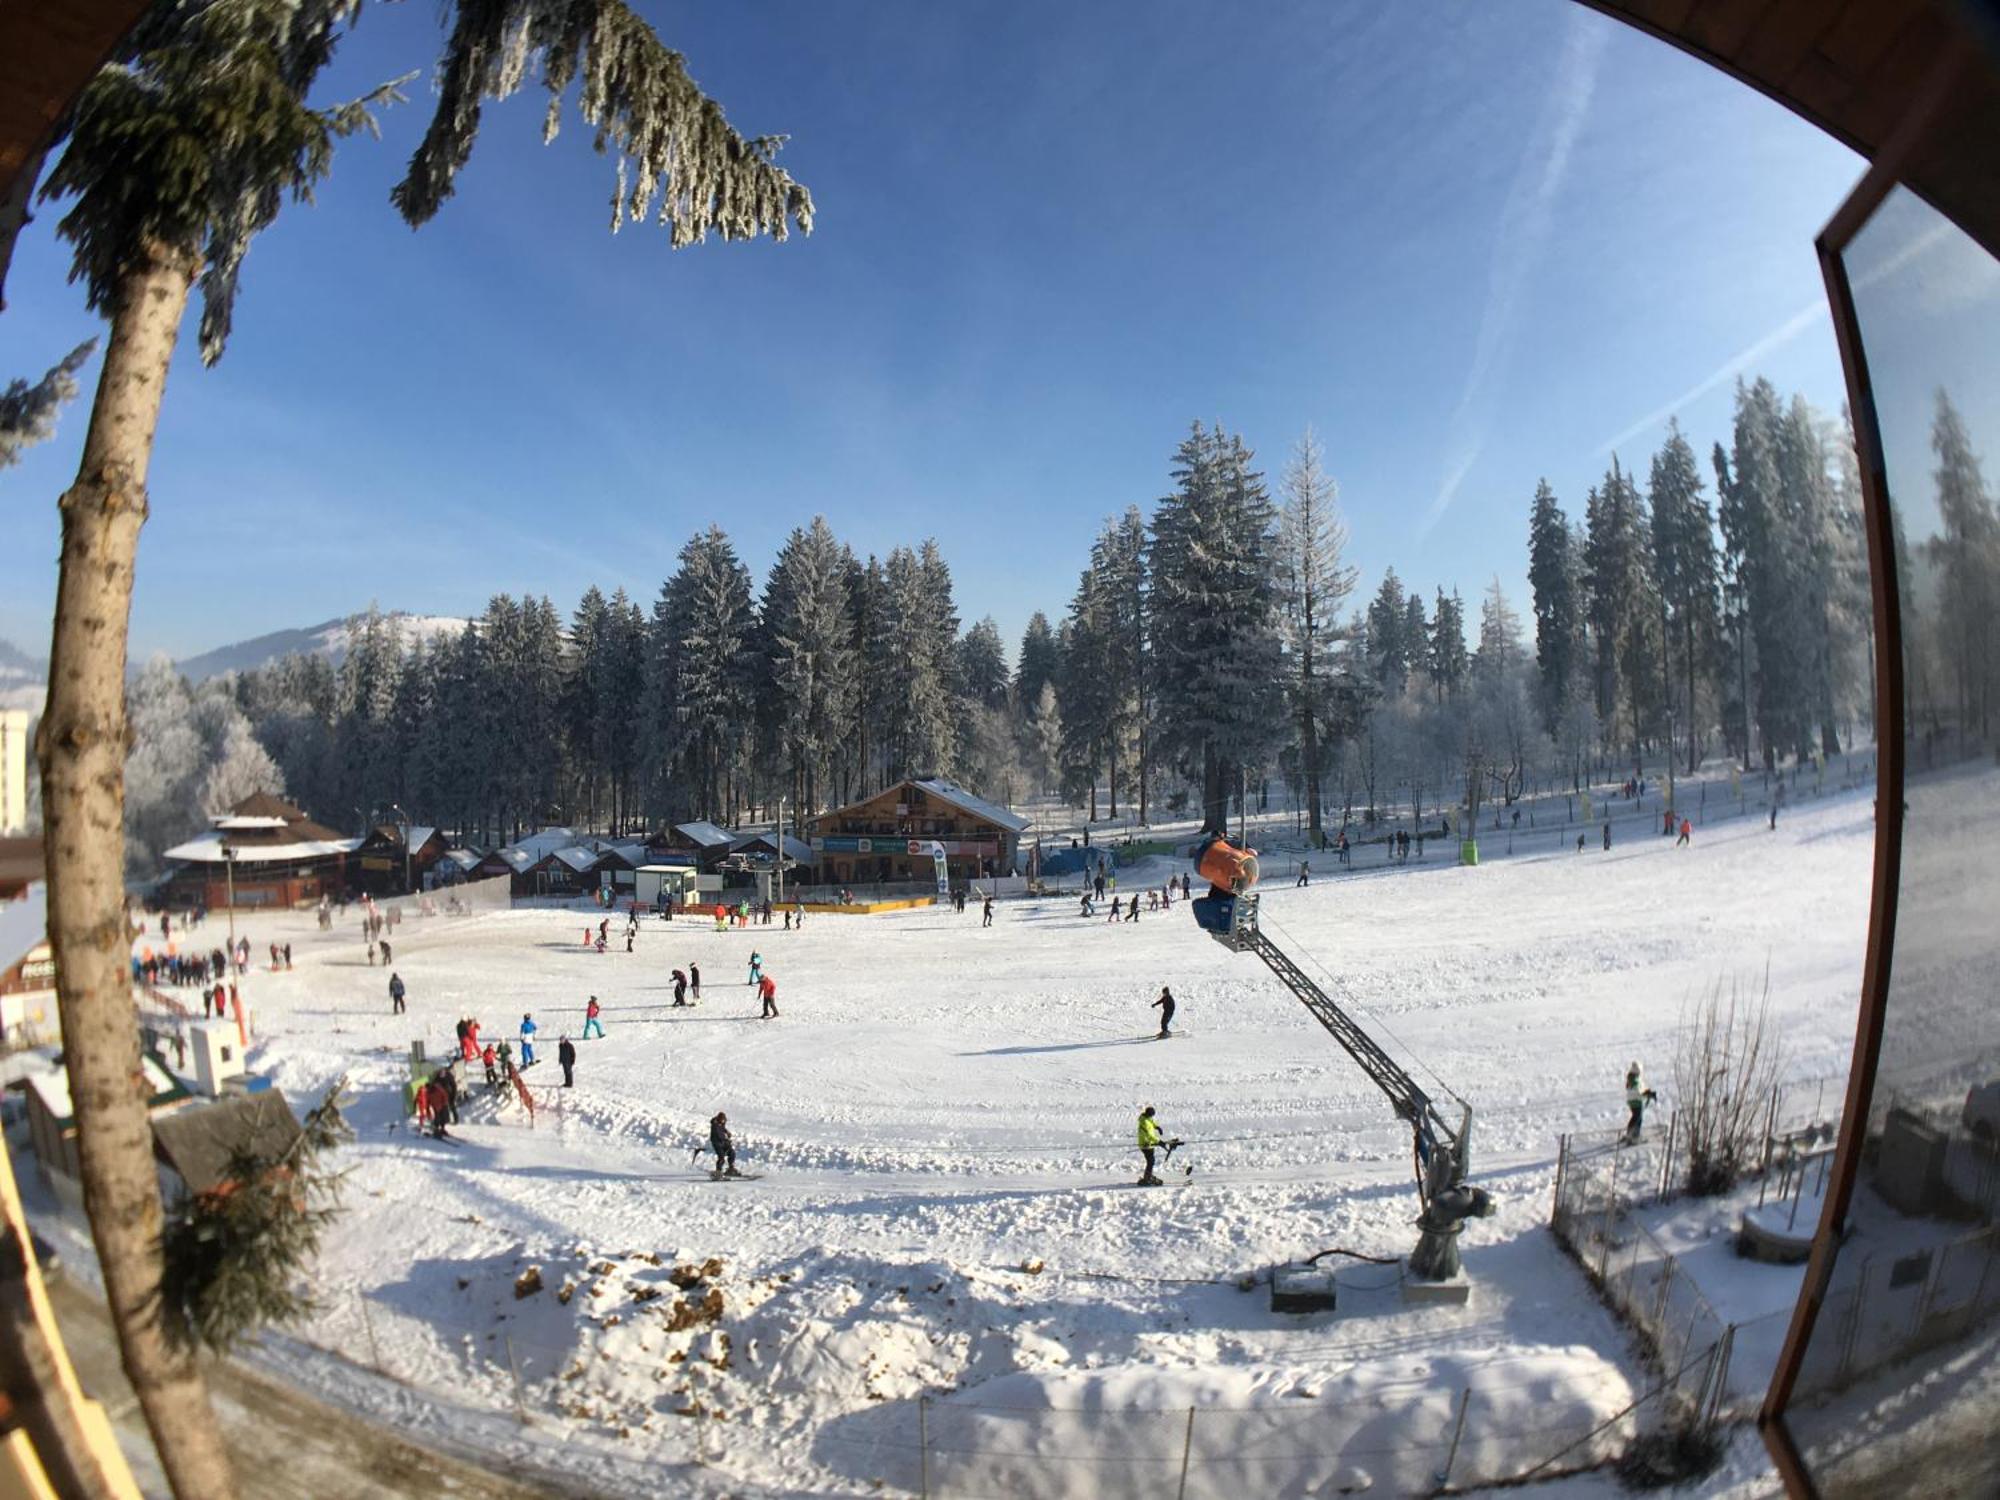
[1551,1133,1738,1418]
[1794,1227,2000,1399]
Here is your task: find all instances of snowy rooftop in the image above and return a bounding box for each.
[913,777,1032,833]
[213,815,289,831]
[0,883,47,972]
[163,831,359,865]
[550,846,600,874]
[674,820,736,849]
[442,849,482,871]
[501,828,578,862]
[26,1055,185,1126]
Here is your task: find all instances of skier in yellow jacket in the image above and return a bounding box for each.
[1137,1105,1181,1186]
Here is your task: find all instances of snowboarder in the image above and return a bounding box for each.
[389,972,406,1015]
[1624,1062,1658,1143]
[1136,1106,1180,1186]
[519,1012,538,1067]
[709,1111,740,1178]
[747,951,763,986]
[1152,986,1176,1038]
[583,995,605,1040]
[759,972,779,1019]
[982,896,994,928]
[672,968,689,1007]
[1677,818,1692,847]
[559,1035,577,1089]
[689,962,702,1000]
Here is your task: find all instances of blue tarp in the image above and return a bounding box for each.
[1037,846,1113,878]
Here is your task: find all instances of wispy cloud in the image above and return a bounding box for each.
[1594,217,1957,455]
[1418,11,1607,540]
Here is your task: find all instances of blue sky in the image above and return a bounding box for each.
[2,0,1874,664]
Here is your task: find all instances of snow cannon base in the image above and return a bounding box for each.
[1269,1262,1338,1314]
[1401,1273,1471,1306]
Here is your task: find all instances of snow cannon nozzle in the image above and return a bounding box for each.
[1194,834,1260,896]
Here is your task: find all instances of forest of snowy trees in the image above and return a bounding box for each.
[101,374,1997,875]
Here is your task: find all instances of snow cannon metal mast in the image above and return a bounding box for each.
[1187,835,1493,1288]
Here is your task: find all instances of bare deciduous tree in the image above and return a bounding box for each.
[1673,976,1782,1196]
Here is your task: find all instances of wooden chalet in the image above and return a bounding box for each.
[807,778,1030,885]
[158,792,355,910]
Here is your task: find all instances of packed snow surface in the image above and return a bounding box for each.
[160,782,1877,1495]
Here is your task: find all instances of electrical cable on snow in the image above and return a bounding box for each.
[1256,906,1469,1111]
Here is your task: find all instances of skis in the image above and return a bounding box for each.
[705,1171,764,1182]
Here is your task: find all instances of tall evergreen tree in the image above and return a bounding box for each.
[1365,570,1409,694]
[1428,588,1469,704]
[1648,421,1720,773]
[1776,395,1844,755]
[1148,422,1285,833]
[763,517,857,813]
[1015,612,1061,711]
[1928,388,2000,738]
[880,546,958,779]
[643,528,755,821]
[1721,378,1808,765]
[1278,428,1357,846]
[957,619,1011,712]
[567,585,611,825]
[1526,480,1578,736]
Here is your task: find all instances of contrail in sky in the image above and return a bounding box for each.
[1594,218,1955,456]
[1418,12,1607,541]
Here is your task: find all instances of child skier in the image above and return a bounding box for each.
[1624,1062,1658,1143]
[690,962,702,999]
[582,995,605,1040]
[748,951,763,986]
[672,968,689,1007]
[982,896,994,928]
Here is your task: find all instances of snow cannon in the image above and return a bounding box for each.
[1190,834,1260,944]
[1194,834,1260,895]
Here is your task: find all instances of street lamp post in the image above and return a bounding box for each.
[390,802,412,894]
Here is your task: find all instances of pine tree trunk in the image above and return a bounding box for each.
[1201,744,1228,836]
[37,246,240,1500]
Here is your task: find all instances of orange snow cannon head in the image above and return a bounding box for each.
[1194,835,1259,894]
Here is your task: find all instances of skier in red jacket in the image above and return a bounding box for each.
[759,973,779,1019]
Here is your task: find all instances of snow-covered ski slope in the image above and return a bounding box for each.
[218,779,1875,1496]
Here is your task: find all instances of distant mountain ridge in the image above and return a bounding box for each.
[172,612,471,682]
[0,613,471,713]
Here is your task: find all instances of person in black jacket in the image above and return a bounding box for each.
[709,1111,739,1178]
[558,1035,577,1088]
